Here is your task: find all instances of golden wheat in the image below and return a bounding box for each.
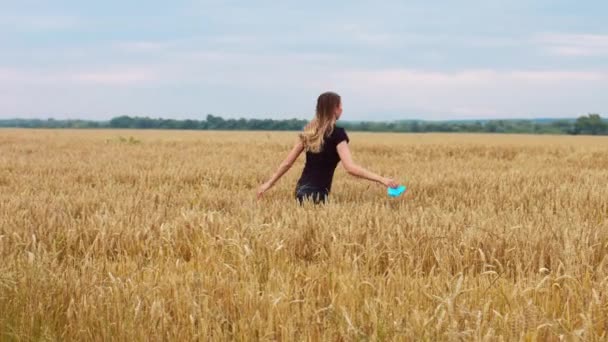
[1,129,607,341]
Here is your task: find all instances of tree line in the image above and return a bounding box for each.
[1,114,607,135]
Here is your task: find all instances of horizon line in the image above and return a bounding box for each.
[0,114,597,123]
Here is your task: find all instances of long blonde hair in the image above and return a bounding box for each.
[299,92,341,153]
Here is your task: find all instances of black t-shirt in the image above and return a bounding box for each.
[297,126,349,192]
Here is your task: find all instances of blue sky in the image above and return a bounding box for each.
[1,0,607,121]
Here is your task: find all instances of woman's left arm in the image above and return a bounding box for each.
[257,140,305,199]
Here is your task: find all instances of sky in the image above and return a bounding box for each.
[1,0,607,121]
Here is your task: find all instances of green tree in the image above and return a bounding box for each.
[574,114,607,135]
[109,116,135,128]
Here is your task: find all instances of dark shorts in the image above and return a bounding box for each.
[295,184,329,205]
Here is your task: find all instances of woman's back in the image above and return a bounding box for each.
[297,126,349,192]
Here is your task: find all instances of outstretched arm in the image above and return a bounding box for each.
[336,141,399,188]
[257,140,305,199]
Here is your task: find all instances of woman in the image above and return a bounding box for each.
[257,91,400,204]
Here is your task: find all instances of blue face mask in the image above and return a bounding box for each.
[387,185,407,197]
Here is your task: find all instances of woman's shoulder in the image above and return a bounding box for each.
[333,125,348,134]
[331,125,349,143]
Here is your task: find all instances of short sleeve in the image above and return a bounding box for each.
[333,127,349,144]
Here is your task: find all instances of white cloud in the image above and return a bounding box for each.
[508,70,604,82]
[2,56,607,120]
[330,68,608,119]
[71,69,159,85]
[335,69,606,87]
[0,67,160,86]
[336,24,399,46]
[0,14,81,30]
[113,41,175,53]
[2,29,608,120]
[2,1,607,120]
[536,33,608,57]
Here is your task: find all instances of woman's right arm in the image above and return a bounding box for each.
[336,141,399,188]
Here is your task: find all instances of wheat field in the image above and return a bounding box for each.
[0,129,607,341]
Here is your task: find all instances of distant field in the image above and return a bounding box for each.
[1,129,607,340]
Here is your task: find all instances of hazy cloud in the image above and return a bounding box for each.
[0,1,607,119]
[536,33,608,57]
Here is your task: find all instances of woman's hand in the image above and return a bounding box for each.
[257,181,272,199]
[382,177,399,188]
[257,141,304,200]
